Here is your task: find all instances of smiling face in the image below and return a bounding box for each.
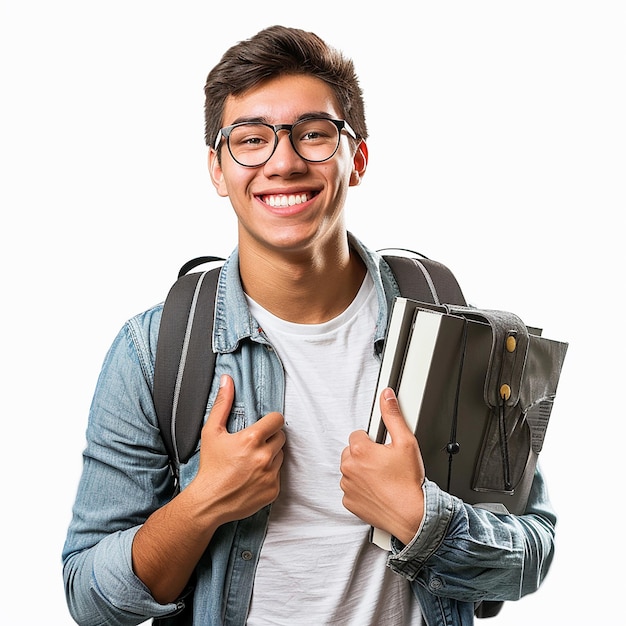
[209,74,367,260]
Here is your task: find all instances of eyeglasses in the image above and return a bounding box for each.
[214,117,358,168]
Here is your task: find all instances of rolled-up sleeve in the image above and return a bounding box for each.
[388,469,556,604]
[62,309,181,625]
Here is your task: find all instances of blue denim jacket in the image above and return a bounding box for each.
[62,234,556,626]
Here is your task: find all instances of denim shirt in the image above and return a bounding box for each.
[62,234,557,626]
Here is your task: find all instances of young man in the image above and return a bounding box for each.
[63,25,556,626]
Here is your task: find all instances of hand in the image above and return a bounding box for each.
[133,374,285,603]
[192,374,286,525]
[340,387,425,545]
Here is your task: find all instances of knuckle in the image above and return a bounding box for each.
[349,438,367,458]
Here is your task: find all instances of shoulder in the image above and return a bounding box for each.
[122,302,164,371]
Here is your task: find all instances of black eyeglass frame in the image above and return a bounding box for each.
[213,117,358,167]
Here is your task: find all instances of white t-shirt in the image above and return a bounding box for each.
[245,275,421,625]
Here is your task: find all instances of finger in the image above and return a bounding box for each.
[204,374,234,432]
[253,411,286,441]
[379,387,413,443]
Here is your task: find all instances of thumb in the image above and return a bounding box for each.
[204,374,234,432]
[380,387,413,443]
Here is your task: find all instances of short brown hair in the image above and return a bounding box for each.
[204,25,367,149]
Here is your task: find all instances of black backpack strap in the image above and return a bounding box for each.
[153,259,223,482]
[153,252,465,485]
[177,255,224,279]
[382,253,466,306]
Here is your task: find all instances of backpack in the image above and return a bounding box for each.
[152,251,503,620]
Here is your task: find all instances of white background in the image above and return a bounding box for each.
[1,1,624,624]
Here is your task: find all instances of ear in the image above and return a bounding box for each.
[208,149,229,197]
[349,140,368,187]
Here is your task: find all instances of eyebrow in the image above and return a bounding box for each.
[226,111,337,126]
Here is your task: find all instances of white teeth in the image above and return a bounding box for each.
[264,193,309,207]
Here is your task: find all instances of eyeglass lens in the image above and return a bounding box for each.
[227,118,341,167]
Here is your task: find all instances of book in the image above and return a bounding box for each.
[368,297,568,550]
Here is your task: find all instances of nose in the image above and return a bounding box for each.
[263,129,307,176]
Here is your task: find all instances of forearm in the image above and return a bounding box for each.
[388,471,556,602]
[132,482,222,604]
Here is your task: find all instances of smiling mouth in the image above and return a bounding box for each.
[260,192,317,207]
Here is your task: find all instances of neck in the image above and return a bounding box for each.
[239,239,366,324]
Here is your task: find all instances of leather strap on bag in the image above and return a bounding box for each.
[445,305,530,409]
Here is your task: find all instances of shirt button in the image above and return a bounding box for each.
[429,577,443,591]
[241,550,253,561]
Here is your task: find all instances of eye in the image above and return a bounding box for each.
[242,135,265,146]
[229,124,274,150]
[296,119,336,144]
